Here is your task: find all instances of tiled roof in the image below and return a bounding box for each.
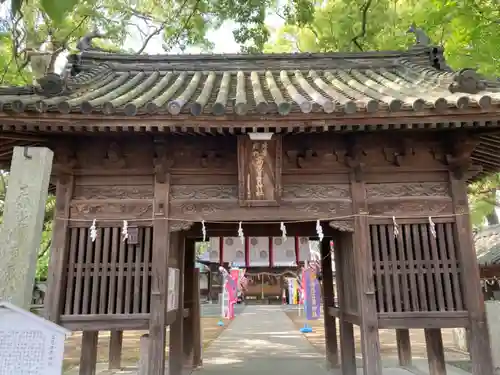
[1,47,500,117]
[475,224,500,265]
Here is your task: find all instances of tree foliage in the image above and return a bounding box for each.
[265,0,500,228]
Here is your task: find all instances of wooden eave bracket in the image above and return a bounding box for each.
[153,136,174,183]
[344,137,366,182]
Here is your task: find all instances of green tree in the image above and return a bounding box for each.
[265,0,500,227]
[0,0,318,85]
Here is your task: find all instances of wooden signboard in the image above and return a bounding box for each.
[237,135,282,207]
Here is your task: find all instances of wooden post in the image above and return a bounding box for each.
[0,147,54,310]
[108,330,123,370]
[183,239,196,368]
[192,269,203,368]
[79,331,99,375]
[149,144,172,375]
[334,233,357,375]
[396,329,412,366]
[449,173,494,375]
[138,334,150,375]
[424,329,446,375]
[350,168,382,375]
[320,239,339,367]
[169,232,186,375]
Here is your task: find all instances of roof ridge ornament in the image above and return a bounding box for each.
[76,29,107,52]
[449,68,486,94]
[407,23,431,46]
[34,72,68,97]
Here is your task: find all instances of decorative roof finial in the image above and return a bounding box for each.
[76,28,106,52]
[449,68,486,94]
[407,23,431,46]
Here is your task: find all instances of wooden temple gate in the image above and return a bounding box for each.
[0,44,498,375]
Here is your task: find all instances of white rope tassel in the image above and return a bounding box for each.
[202,220,207,242]
[238,221,244,244]
[280,221,287,241]
[428,216,436,238]
[122,220,129,242]
[392,216,399,238]
[89,219,97,242]
[316,220,324,242]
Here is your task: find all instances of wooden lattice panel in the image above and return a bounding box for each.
[63,227,153,315]
[369,222,465,313]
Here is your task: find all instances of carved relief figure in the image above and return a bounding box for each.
[104,142,126,168]
[250,141,268,199]
[238,136,283,206]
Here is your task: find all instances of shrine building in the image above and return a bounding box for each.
[0,38,498,375]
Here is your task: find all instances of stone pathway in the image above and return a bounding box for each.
[195,305,330,375]
[65,305,475,375]
[194,305,472,375]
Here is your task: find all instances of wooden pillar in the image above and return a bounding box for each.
[396,329,412,366]
[45,173,73,322]
[192,269,203,368]
[424,329,446,375]
[148,141,172,375]
[349,164,382,375]
[183,239,196,367]
[334,233,356,375]
[169,232,186,375]
[79,331,98,375]
[138,334,150,375]
[320,239,339,367]
[108,330,123,370]
[449,173,494,375]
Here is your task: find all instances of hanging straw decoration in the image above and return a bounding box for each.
[428,216,436,238]
[238,221,244,244]
[122,220,129,242]
[201,220,207,242]
[280,221,287,241]
[316,220,324,242]
[392,216,399,238]
[89,219,97,242]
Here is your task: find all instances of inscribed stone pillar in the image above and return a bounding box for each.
[0,147,53,309]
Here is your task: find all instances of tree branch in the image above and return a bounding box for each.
[37,239,51,259]
[351,0,373,51]
[161,0,202,52]
[136,0,192,54]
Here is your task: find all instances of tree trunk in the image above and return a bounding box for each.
[486,188,499,225]
[486,211,499,225]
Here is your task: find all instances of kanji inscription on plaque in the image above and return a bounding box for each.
[0,302,70,375]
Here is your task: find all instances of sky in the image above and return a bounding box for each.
[51,12,285,72]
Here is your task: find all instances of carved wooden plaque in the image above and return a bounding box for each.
[237,135,282,207]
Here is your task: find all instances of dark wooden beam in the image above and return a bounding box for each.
[449,172,494,375]
[350,169,382,375]
[79,331,98,375]
[424,329,446,375]
[108,330,123,370]
[320,239,339,368]
[169,232,186,375]
[334,233,357,375]
[396,329,412,367]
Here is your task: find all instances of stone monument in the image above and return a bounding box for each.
[0,147,53,309]
[486,301,500,372]
[0,301,70,375]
